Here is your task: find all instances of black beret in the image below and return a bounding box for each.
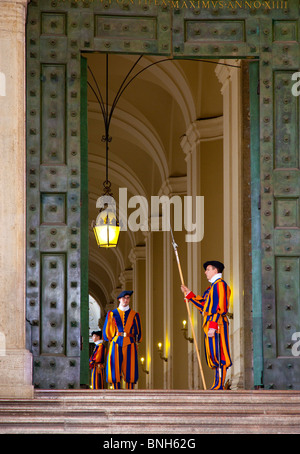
[117,290,133,299]
[91,330,102,337]
[203,261,225,273]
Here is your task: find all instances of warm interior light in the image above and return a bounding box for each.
[140,357,145,365]
[92,204,120,248]
[93,224,120,247]
[157,342,162,351]
[182,320,187,329]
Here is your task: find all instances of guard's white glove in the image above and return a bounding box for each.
[180,285,190,295]
[207,328,216,338]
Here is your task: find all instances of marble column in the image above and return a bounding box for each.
[181,116,223,390]
[215,59,244,389]
[0,0,33,397]
[144,230,165,389]
[158,177,187,389]
[129,246,147,388]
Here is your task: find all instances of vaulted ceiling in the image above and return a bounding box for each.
[84,52,223,311]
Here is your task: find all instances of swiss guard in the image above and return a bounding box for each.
[89,330,106,389]
[181,261,232,390]
[103,290,142,389]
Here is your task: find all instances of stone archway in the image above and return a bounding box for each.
[1,0,300,396]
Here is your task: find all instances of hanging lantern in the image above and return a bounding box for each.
[92,205,120,248]
[88,54,123,249]
[92,181,120,248]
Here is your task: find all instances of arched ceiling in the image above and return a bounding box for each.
[84,52,223,311]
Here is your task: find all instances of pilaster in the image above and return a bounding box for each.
[181,116,223,390]
[0,0,33,397]
[158,177,187,390]
[129,246,147,388]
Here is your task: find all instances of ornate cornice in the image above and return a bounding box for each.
[129,245,146,264]
[158,176,187,197]
[180,116,223,157]
[215,59,240,94]
[119,268,133,286]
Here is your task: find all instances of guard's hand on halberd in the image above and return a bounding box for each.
[207,328,216,338]
[181,285,190,296]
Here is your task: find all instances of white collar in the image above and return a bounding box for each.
[118,304,130,312]
[209,273,222,284]
[95,340,103,345]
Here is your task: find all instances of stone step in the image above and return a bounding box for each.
[0,390,300,434]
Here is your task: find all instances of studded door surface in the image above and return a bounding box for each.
[26,11,85,388]
[26,1,300,390]
[173,5,300,389]
[26,1,171,389]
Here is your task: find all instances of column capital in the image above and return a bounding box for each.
[158,176,187,197]
[119,268,133,285]
[111,287,122,302]
[0,0,29,35]
[215,59,240,93]
[129,245,146,264]
[180,116,223,157]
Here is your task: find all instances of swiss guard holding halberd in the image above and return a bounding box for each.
[103,290,142,389]
[181,260,232,390]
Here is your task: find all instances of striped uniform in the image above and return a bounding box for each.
[89,341,106,389]
[103,308,142,389]
[186,278,232,390]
